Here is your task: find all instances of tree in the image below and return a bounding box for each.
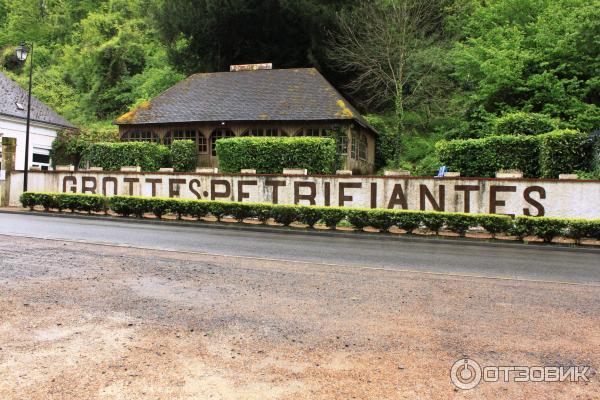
[449,0,600,135]
[152,0,356,74]
[327,0,452,132]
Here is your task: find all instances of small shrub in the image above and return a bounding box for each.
[19,192,37,210]
[367,209,396,232]
[478,215,513,238]
[529,217,569,243]
[271,205,298,226]
[149,198,171,219]
[443,213,479,237]
[170,140,197,172]
[208,202,228,221]
[319,207,347,229]
[297,206,322,228]
[422,212,445,235]
[564,219,595,244]
[346,209,371,231]
[251,204,273,224]
[188,201,210,220]
[394,211,423,234]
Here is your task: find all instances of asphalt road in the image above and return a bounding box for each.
[0,212,598,284]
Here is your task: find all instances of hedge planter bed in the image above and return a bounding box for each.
[19,192,600,246]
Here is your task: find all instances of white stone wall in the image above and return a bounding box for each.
[8,171,600,218]
[0,116,59,170]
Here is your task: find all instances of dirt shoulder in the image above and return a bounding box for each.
[0,237,598,399]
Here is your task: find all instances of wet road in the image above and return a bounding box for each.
[0,212,598,284]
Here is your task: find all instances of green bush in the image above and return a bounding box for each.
[514,216,568,243]
[478,214,513,238]
[367,209,396,232]
[318,207,346,229]
[216,137,339,174]
[19,192,37,210]
[493,112,558,136]
[444,213,478,237]
[82,142,170,172]
[297,206,322,228]
[422,212,446,235]
[436,135,541,177]
[271,205,298,226]
[346,209,371,231]
[394,211,423,234]
[170,140,197,172]
[539,130,593,178]
[19,192,600,244]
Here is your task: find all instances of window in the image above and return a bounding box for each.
[358,135,368,161]
[351,134,358,159]
[337,135,349,154]
[121,130,159,143]
[241,128,288,137]
[32,147,50,170]
[198,134,208,154]
[296,128,331,137]
[210,129,235,156]
[163,129,197,145]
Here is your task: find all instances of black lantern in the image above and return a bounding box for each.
[15,43,28,62]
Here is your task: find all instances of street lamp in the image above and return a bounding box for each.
[15,42,33,192]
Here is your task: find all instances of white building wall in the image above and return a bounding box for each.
[0,115,59,170]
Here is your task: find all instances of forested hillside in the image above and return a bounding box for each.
[1,0,598,173]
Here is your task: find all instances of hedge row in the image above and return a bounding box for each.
[20,192,600,244]
[436,129,593,178]
[216,137,339,174]
[81,140,197,172]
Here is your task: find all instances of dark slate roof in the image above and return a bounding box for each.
[115,68,375,133]
[0,71,76,129]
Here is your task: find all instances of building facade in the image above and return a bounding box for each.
[0,72,76,171]
[116,66,377,174]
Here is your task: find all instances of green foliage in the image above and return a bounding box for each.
[50,126,119,167]
[539,129,593,178]
[493,112,558,136]
[366,209,395,232]
[478,214,513,238]
[297,206,322,228]
[217,137,339,174]
[346,209,371,231]
[318,207,346,229]
[170,140,197,172]
[271,205,298,226]
[394,211,423,234]
[436,135,541,177]
[21,192,600,243]
[82,142,170,171]
[444,213,479,237]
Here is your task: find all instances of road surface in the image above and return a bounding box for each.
[0,212,598,284]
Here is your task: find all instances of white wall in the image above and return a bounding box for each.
[0,115,59,170]
[8,171,600,218]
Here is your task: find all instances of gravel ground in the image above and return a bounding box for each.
[0,236,598,399]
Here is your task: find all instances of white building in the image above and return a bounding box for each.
[0,71,76,170]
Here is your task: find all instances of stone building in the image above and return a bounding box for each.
[115,65,378,174]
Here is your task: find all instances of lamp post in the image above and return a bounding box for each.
[15,42,33,192]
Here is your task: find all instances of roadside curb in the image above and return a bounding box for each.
[2,208,599,254]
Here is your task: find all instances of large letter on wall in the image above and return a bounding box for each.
[420,185,445,211]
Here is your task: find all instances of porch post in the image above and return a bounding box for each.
[1,137,17,206]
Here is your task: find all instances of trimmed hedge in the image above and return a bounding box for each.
[171,140,197,172]
[437,129,594,178]
[216,137,339,174]
[539,129,592,178]
[19,192,600,244]
[493,112,558,136]
[82,142,171,172]
[436,135,541,178]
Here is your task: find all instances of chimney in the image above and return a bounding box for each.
[230,63,273,72]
